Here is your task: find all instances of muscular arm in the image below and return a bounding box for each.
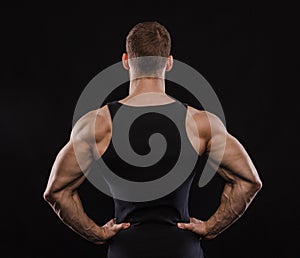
[178,110,262,239]
[43,109,129,244]
[204,130,262,239]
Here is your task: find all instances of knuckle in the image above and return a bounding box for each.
[190,224,196,231]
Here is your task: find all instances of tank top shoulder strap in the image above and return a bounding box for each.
[106,101,121,120]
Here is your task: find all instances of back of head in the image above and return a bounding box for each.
[126,21,171,78]
[126,21,171,58]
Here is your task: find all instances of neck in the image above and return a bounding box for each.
[128,77,166,97]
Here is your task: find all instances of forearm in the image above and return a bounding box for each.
[204,180,260,239]
[45,190,104,244]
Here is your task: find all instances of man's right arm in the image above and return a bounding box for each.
[178,110,262,239]
[43,108,130,244]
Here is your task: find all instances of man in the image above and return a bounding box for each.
[44,21,262,257]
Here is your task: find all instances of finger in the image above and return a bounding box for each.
[177,222,195,231]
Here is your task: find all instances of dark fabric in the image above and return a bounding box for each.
[101,100,204,258]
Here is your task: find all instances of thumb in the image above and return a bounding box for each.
[177,222,194,231]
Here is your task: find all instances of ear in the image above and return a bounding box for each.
[122,53,129,70]
[166,55,173,72]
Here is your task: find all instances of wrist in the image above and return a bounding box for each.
[91,225,106,245]
[202,219,219,240]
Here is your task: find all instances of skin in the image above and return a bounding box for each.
[177,106,262,239]
[44,53,262,244]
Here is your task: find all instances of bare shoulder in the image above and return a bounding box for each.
[186,105,227,139]
[71,105,111,144]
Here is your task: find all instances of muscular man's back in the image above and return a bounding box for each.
[95,95,205,258]
[44,21,262,258]
[93,93,207,161]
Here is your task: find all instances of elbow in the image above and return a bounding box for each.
[43,190,56,204]
[43,189,63,205]
[238,178,262,197]
[250,178,263,194]
[43,190,53,203]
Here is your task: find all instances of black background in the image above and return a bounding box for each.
[1,4,299,258]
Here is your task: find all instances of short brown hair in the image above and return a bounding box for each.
[126,21,171,58]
